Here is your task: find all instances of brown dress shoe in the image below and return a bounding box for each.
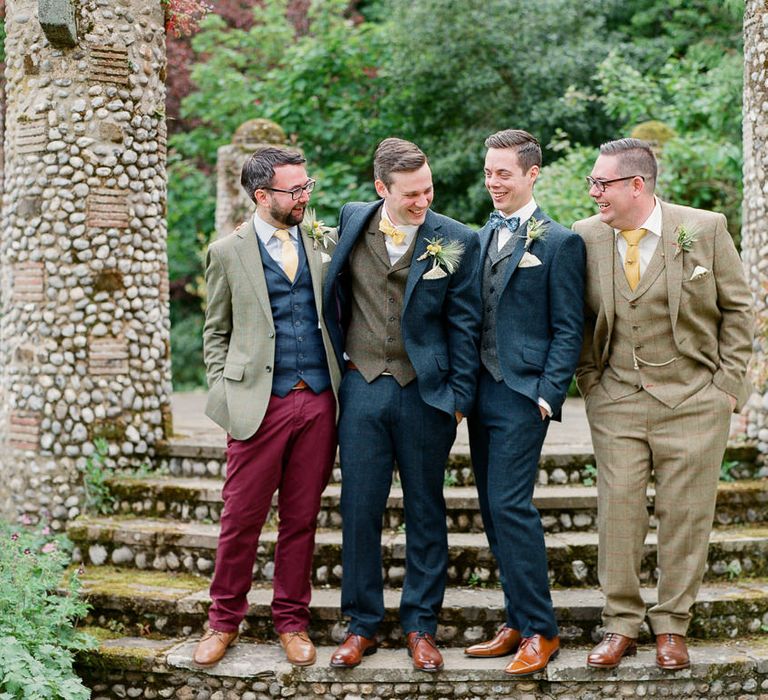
[329,633,377,668]
[587,632,638,669]
[406,631,444,673]
[279,630,316,667]
[465,626,522,657]
[192,628,238,667]
[504,634,560,676]
[656,633,690,670]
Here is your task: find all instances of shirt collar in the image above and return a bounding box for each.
[496,197,538,226]
[381,203,419,238]
[253,211,299,245]
[613,196,662,238]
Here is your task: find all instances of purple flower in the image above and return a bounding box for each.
[10,533,19,541]
[41,542,57,553]
[23,548,31,555]
[20,514,33,525]
[41,526,51,536]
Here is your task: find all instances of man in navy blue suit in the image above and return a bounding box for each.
[323,138,481,672]
[464,129,585,675]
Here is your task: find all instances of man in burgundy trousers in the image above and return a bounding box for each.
[194,147,341,667]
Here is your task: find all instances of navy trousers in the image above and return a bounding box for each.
[338,370,456,637]
[468,368,559,639]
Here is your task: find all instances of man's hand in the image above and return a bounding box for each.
[455,410,464,424]
[539,405,549,421]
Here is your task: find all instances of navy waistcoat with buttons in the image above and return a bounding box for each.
[257,234,330,397]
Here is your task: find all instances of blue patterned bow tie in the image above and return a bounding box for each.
[489,211,520,233]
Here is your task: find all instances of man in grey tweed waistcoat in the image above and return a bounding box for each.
[464,129,585,676]
[574,138,752,671]
[323,138,481,672]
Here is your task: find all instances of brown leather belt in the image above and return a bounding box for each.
[292,379,309,390]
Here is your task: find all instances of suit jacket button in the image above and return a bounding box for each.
[265,366,272,373]
[268,332,275,338]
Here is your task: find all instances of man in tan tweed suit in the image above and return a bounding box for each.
[573,138,752,671]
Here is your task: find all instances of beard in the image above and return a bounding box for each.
[269,200,305,227]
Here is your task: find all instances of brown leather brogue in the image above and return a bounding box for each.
[587,632,638,669]
[329,633,377,668]
[192,628,238,667]
[406,631,444,673]
[504,634,560,676]
[464,626,521,658]
[656,633,690,670]
[279,630,316,666]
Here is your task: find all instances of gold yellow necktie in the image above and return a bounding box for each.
[274,229,298,282]
[379,217,407,246]
[620,228,647,291]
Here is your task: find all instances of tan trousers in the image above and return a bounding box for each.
[585,381,732,637]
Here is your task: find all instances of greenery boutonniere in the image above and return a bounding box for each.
[301,208,337,250]
[523,217,548,250]
[417,236,465,280]
[674,224,698,258]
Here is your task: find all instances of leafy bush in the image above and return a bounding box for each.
[0,523,94,699]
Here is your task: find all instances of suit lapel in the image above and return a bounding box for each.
[234,220,273,324]
[403,210,441,310]
[327,200,382,282]
[660,200,684,329]
[499,218,530,291]
[300,227,323,316]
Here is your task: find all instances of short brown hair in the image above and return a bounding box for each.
[241,147,306,203]
[484,129,542,173]
[599,138,657,190]
[373,138,428,187]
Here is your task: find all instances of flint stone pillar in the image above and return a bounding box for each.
[0,0,173,527]
[742,0,768,458]
[215,118,297,238]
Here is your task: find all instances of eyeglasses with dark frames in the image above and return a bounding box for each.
[585,175,645,193]
[262,179,316,200]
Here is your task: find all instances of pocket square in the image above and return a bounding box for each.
[518,252,542,268]
[423,265,448,280]
[690,265,709,281]
[320,252,332,263]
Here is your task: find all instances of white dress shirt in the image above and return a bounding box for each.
[381,205,418,265]
[497,198,538,250]
[253,211,299,274]
[614,197,662,275]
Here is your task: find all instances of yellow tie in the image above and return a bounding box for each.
[620,228,647,291]
[274,229,298,282]
[379,217,407,246]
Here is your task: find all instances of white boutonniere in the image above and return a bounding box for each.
[301,207,337,250]
[522,217,548,251]
[674,224,698,258]
[417,236,465,280]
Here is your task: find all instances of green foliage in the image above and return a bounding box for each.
[0,21,6,64]
[170,301,208,390]
[581,464,598,487]
[382,0,614,222]
[537,144,600,227]
[0,523,94,699]
[720,459,738,483]
[78,438,115,516]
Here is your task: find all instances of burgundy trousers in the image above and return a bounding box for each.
[207,388,336,633]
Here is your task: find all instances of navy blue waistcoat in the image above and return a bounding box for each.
[257,235,330,397]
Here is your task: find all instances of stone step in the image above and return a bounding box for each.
[67,516,768,588]
[108,476,768,535]
[78,634,768,700]
[157,438,761,488]
[78,566,768,647]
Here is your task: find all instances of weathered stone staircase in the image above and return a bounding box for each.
[68,404,768,699]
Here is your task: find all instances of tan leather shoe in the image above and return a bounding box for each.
[587,632,638,669]
[192,628,238,667]
[279,630,316,666]
[406,631,444,673]
[504,634,559,676]
[329,633,377,668]
[465,626,521,658]
[656,633,690,670]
